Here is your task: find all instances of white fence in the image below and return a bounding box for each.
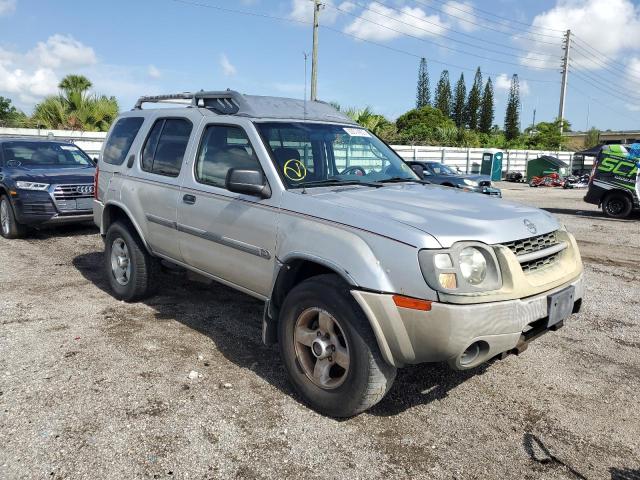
[390,145,586,176]
[0,127,587,176]
[0,127,106,157]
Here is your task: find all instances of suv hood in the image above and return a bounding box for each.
[304,183,558,247]
[8,165,95,185]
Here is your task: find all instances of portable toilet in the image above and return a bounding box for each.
[481,150,503,181]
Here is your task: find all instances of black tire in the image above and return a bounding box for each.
[602,192,632,219]
[278,274,396,417]
[0,195,27,239]
[104,220,160,301]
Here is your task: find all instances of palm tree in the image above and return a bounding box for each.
[344,107,391,136]
[30,74,118,132]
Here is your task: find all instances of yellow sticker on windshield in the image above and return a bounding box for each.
[283,159,307,182]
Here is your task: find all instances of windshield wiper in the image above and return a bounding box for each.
[379,177,430,184]
[295,179,384,189]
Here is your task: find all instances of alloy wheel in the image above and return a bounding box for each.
[293,308,350,389]
[0,200,10,236]
[110,238,131,286]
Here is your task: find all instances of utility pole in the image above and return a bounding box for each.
[558,29,571,134]
[310,0,322,101]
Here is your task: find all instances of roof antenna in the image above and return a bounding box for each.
[303,51,309,120]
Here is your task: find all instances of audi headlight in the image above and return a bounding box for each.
[419,242,502,293]
[462,178,478,187]
[16,181,49,191]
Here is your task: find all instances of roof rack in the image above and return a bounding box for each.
[131,90,358,124]
[133,90,245,115]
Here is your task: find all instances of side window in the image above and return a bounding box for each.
[195,125,261,188]
[141,118,192,177]
[103,117,144,165]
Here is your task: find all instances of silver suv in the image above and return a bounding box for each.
[94,91,584,417]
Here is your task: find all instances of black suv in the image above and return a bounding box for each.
[0,138,96,238]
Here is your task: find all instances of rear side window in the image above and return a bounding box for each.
[141,118,192,177]
[102,117,144,165]
[195,125,261,188]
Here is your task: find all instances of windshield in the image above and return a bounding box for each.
[427,162,458,175]
[256,122,417,188]
[2,141,93,168]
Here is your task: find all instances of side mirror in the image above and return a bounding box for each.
[411,164,425,179]
[226,168,271,198]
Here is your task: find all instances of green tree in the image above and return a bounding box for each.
[584,127,600,148]
[344,106,391,136]
[434,70,452,118]
[30,74,119,131]
[466,67,482,130]
[452,73,467,129]
[416,58,431,109]
[479,77,494,134]
[524,119,570,150]
[395,105,457,145]
[0,96,27,127]
[504,74,520,141]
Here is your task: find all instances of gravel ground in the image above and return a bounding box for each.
[1,183,639,480]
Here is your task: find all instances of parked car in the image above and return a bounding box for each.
[94,91,584,417]
[407,161,502,197]
[0,138,96,239]
[584,144,639,218]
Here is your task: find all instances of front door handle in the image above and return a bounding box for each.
[183,194,196,205]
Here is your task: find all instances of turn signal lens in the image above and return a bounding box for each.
[439,273,457,289]
[392,295,432,311]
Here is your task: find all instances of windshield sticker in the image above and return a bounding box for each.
[283,159,307,182]
[343,128,371,137]
[59,145,79,151]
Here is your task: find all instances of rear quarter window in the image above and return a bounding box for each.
[102,117,144,165]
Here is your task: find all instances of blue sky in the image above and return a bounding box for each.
[1,0,638,132]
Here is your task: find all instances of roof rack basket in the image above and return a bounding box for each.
[133,90,246,115]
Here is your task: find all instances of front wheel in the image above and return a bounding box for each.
[602,192,632,219]
[0,195,27,239]
[104,221,160,301]
[278,274,396,417]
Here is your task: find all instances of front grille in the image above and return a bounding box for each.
[502,231,560,273]
[53,184,94,200]
[520,252,560,273]
[21,203,55,215]
[503,231,558,257]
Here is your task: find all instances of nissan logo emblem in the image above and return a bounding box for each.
[523,219,537,235]
[75,185,95,194]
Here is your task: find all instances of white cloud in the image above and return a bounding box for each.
[0,0,16,16]
[28,34,97,69]
[288,0,339,24]
[625,57,640,111]
[220,53,237,77]
[495,73,530,96]
[442,1,478,32]
[0,64,58,102]
[344,2,447,42]
[147,65,161,79]
[519,0,640,70]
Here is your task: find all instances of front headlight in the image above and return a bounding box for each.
[16,181,49,191]
[419,242,502,294]
[462,178,478,187]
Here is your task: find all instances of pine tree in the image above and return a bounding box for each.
[504,74,521,141]
[466,67,482,130]
[479,77,494,134]
[452,73,466,128]
[434,70,452,118]
[416,58,431,108]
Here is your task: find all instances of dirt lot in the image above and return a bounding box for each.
[1,183,639,479]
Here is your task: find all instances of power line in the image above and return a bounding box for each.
[411,0,565,44]
[570,43,631,78]
[571,69,638,105]
[570,83,640,125]
[568,62,640,100]
[571,35,640,74]
[331,0,555,60]
[325,3,557,70]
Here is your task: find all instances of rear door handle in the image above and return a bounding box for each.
[183,194,196,205]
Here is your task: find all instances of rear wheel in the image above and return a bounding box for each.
[0,195,27,239]
[104,221,160,301]
[278,274,396,417]
[602,192,632,219]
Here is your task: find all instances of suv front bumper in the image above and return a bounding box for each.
[12,190,93,226]
[352,275,583,369]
